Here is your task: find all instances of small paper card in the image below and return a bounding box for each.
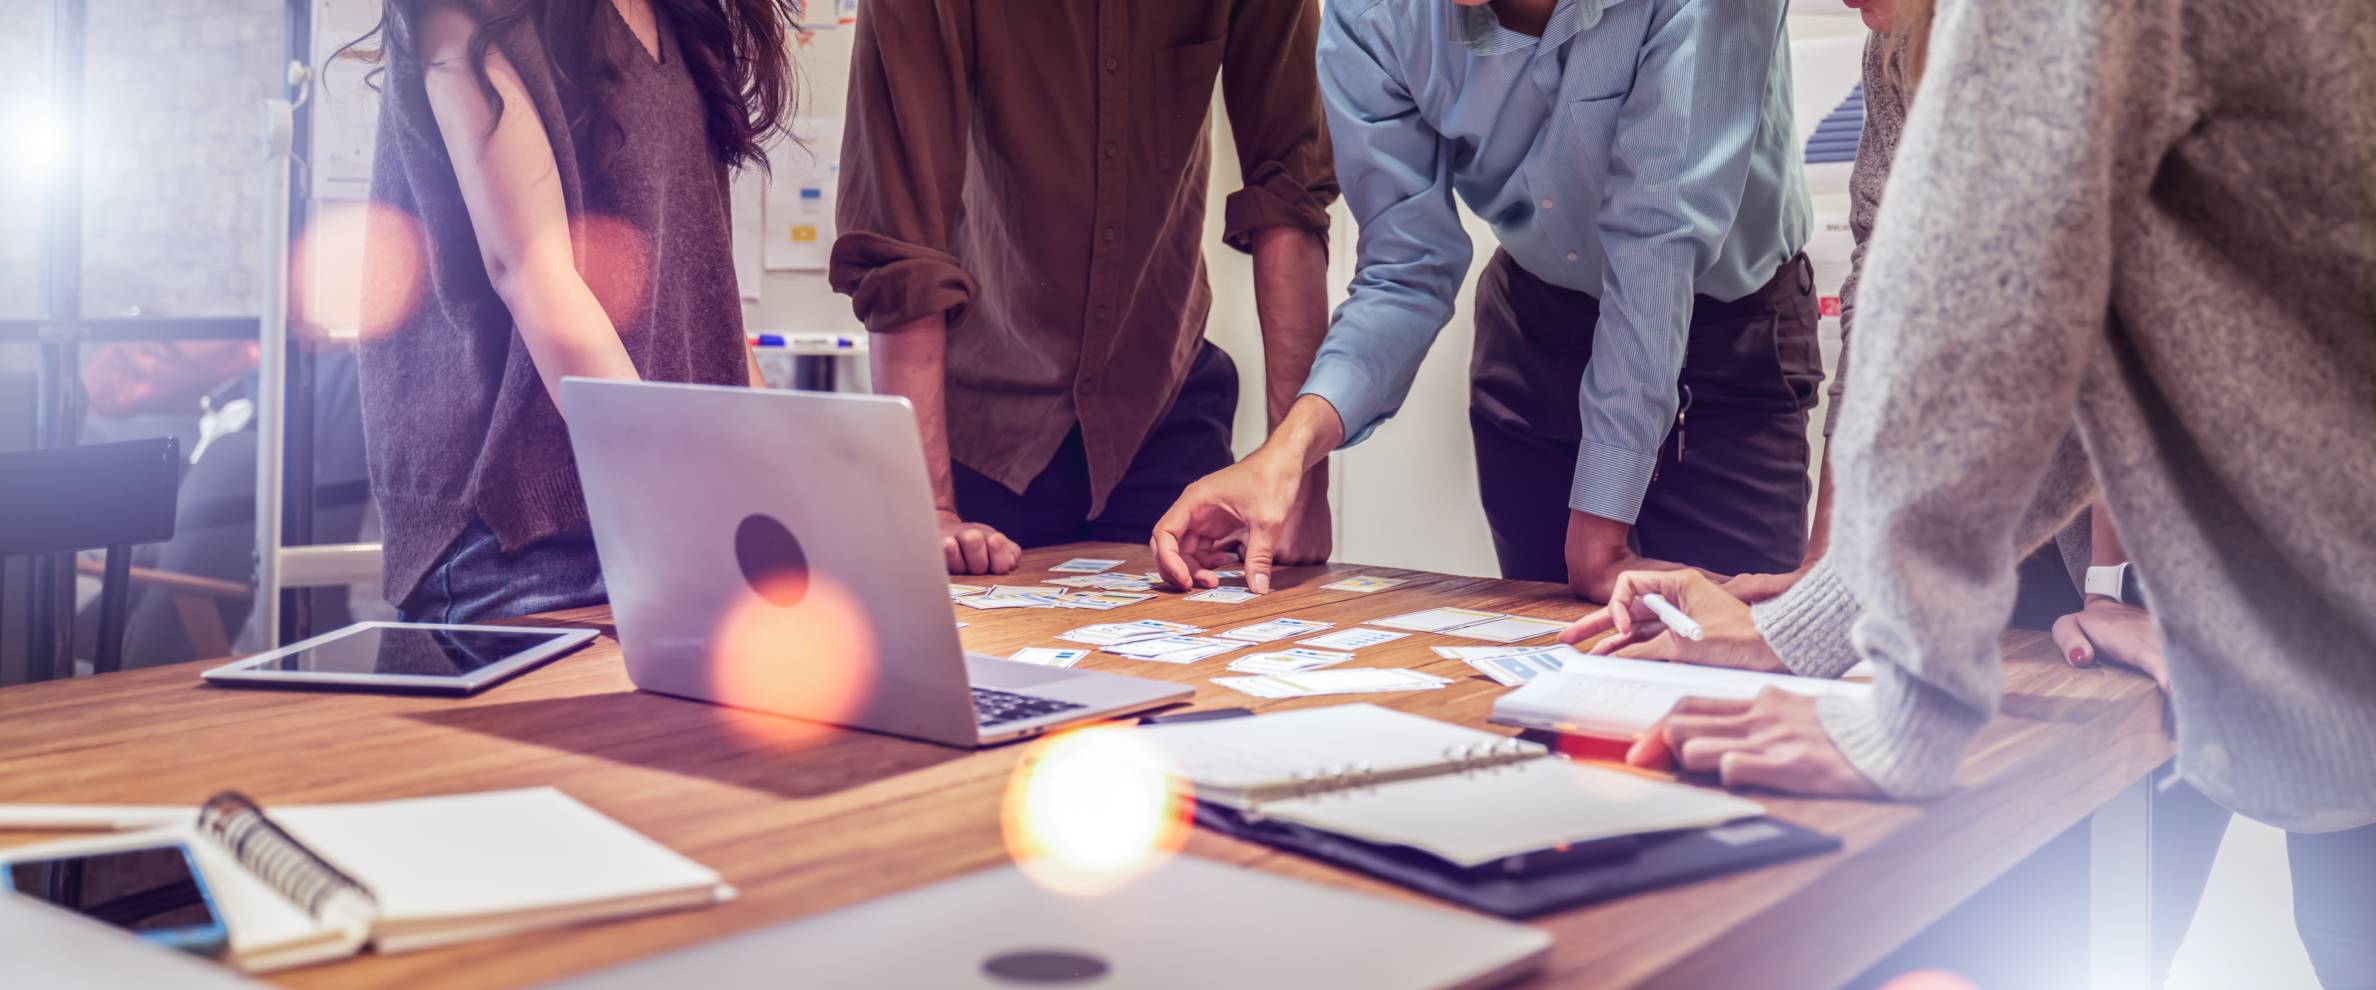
[1440,615,1571,644]
[1010,647,1091,668]
[1321,575,1407,593]
[986,584,1066,598]
[1057,620,1204,646]
[1212,668,1450,699]
[957,594,1060,610]
[949,583,987,599]
[1373,607,1505,633]
[1217,618,1335,644]
[1105,636,1240,664]
[1185,587,1259,604]
[1461,644,1586,686]
[1226,648,1356,675]
[1060,592,1156,611]
[1050,558,1126,574]
[1294,627,1410,651]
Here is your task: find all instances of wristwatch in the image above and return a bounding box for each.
[2084,563,2144,607]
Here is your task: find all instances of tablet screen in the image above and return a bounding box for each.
[265,626,561,678]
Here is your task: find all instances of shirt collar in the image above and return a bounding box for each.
[1459,0,1615,55]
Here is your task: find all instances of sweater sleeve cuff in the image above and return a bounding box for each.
[1221,162,1335,254]
[1816,663,1989,800]
[827,232,980,334]
[1751,560,1865,680]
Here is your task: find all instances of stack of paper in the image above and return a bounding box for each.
[1213,668,1451,699]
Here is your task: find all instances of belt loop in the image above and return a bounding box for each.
[1797,254,1815,294]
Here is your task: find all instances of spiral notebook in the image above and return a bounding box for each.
[0,788,732,973]
[1133,704,1765,868]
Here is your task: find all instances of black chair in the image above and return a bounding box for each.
[0,437,181,677]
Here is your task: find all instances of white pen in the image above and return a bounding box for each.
[1638,593,1705,641]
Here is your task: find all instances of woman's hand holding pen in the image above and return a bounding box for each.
[1559,570,1788,674]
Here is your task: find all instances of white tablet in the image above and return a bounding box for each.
[201,621,599,696]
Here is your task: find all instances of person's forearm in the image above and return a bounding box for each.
[1259,394,1348,475]
[494,256,641,407]
[746,346,768,389]
[1248,227,1331,430]
[870,314,959,510]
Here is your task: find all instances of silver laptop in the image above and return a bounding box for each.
[560,378,1190,747]
[538,855,1550,989]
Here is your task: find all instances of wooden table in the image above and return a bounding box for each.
[0,543,2173,989]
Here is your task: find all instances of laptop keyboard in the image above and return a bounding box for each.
[972,687,1088,728]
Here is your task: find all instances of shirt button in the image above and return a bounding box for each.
[1101,226,1117,243]
[1103,56,1119,73]
[1102,142,1118,159]
[1567,251,1579,261]
[1540,198,1555,210]
[1094,306,1111,322]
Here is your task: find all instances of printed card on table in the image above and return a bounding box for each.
[1050,558,1126,574]
[1185,587,1259,604]
[1321,575,1407,593]
[1295,627,1409,651]
[1010,647,1090,668]
[1372,607,1504,633]
[1439,615,1570,644]
[1217,618,1334,644]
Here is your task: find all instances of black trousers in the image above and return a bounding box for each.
[1468,249,1823,582]
[952,341,1239,547]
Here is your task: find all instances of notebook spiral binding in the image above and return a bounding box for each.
[197,792,379,924]
[1268,738,1546,804]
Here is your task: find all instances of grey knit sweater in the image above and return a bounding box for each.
[1753,0,2376,833]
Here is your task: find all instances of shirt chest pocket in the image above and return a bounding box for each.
[1523,95,1624,216]
[1138,37,1227,169]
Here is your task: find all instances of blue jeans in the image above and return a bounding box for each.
[397,519,607,625]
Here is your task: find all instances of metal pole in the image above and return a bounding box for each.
[256,95,296,650]
[30,0,90,682]
[280,0,317,644]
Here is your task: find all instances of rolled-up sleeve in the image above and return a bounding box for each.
[1299,3,1472,447]
[1577,0,1785,523]
[1219,0,1338,252]
[828,0,981,334]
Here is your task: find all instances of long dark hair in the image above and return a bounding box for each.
[341,0,800,172]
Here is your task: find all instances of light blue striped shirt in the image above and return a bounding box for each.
[1302,0,1808,524]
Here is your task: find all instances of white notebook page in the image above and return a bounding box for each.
[1258,758,1766,867]
[1493,658,1870,739]
[270,788,722,931]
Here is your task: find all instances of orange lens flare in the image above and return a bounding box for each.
[1002,726,1194,898]
[706,574,879,749]
[1879,970,1979,990]
[291,202,427,342]
[572,214,653,334]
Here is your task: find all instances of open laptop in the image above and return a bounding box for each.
[560,378,1190,747]
[539,855,1550,989]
